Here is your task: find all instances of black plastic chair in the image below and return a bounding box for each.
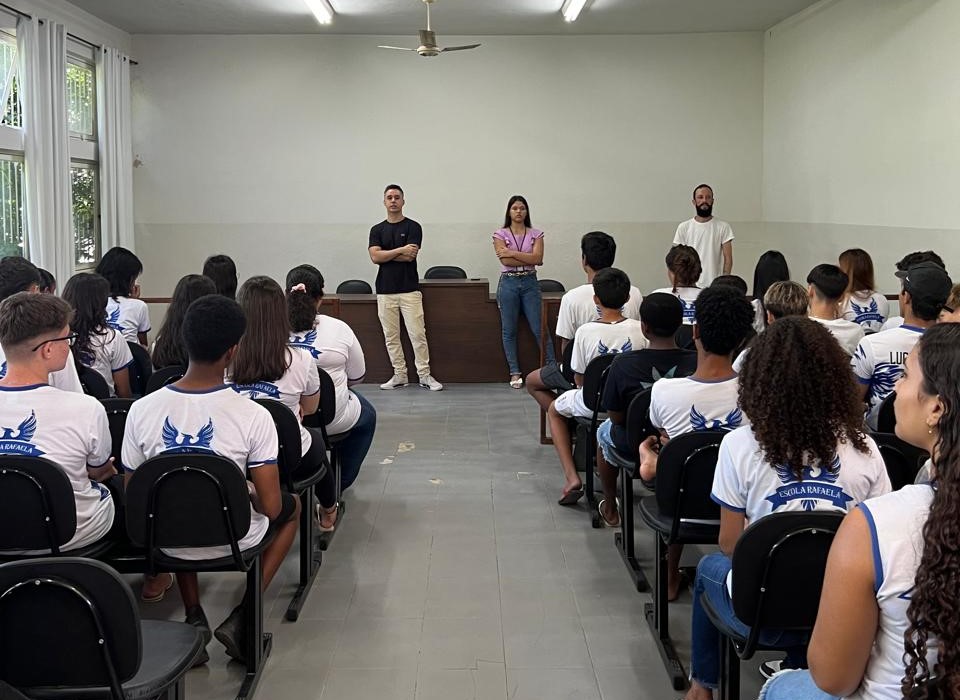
[871,431,928,490]
[100,398,135,474]
[143,365,185,394]
[876,391,897,433]
[0,557,203,700]
[637,430,726,690]
[254,398,327,621]
[703,511,844,700]
[121,453,275,700]
[125,342,153,397]
[0,455,113,561]
[303,368,348,551]
[424,265,467,279]
[538,279,565,293]
[613,388,654,592]
[674,324,695,351]
[573,354,616,520]
[335,279,373,295]
[79,365,111,400]
[560,339,575,385]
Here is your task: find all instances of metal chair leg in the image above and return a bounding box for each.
[238,558,272,700]
[614,473,649,591]
[645,535,687,690]
[286,488,322,621]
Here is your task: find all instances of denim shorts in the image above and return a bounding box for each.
[596,418,636,469]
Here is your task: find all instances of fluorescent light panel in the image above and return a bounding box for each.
[560,0,588,22]
[305,0,334,25]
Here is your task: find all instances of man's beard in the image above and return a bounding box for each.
[697,203,713,217]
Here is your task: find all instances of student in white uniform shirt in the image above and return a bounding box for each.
[673,184,734,286]
[838,248,889,333]
[0,292,117,553]
[682,317,890,700]
[95,246,151,346]
[760,323,960,700]
[853,262,952,431]
[525,231,642,412]
[879,250,947,331]
[62,273,133,398]
[651,244,702,325]
[732,281,808,374]
[550,268,648,506]
[807,264,865,356]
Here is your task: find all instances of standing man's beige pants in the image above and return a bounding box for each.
[377,291,431,379]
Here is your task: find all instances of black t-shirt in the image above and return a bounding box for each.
[368,218,423,294]
[602,348,698,453]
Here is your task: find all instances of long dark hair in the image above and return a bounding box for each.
[502,195,532,229]
[752,251,790,323]
[95,246,143,299]
[203,254,238,300]
[665,245,701,290]
[231,276,291,385]
[903,323,960,699]
[61,272,111,367]
[286,265,324,334]
[151,274,217,368]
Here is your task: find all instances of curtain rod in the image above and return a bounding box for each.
[0,1,138,65]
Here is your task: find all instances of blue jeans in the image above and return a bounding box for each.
[691,552,809,689]
[338,390,377,491]
[759,670,839,700]
[496,274,555,376]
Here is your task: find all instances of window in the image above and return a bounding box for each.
[66,59,94,138]
[68,47,98,268]
[71,163,98,267]
[0,32,19,128]
[0,155,24,258]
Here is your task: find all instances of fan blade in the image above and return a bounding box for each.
[378,45,415,51]
[441,44,481,52]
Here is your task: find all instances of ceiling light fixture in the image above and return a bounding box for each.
[560,0,588,23]
[305,0,334,25]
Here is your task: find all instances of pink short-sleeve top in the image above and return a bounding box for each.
[493,227,544,273]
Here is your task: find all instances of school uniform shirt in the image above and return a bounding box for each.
[555,283,643,341]
[851,325,925,430]
[106,296,151,343]
[651,286,701,325]
[121,384,278,561]
[78,328,134,396]
[649,375,746,439]
[289,315,366,435]
[672,218,735,286]
[230,347,320,455]
[0,384,114,551]
[811,316,865,356]
[880,315,903,331]
[852,485,938,700]
[0,345,83,393]
[751,299,766,335]
[842,291,890,334]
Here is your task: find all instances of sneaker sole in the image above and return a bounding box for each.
[419,384,443,391]
[214,627,246,664]
[380,383,407,390]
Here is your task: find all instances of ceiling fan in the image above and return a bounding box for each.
[378,0,481,57]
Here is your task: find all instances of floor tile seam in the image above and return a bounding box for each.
[489,478,512,700]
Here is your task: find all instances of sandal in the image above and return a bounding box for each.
[141,572,175,603]
[558,483,584,506]
[509,375,523,389]
[318,503,339,532]
[597,499,621,528]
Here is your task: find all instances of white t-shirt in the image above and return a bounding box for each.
[673,218,735,286]
[289,314,366,435]
[851,325,925,430]
[106,296,151,344]
[880,315,903,331]
[811,316,865,356]
[0,384,114,551]
[651,287,701,325]
[649,375,746,439]
[0,345,83,393]
[121,384,278,561]
[78,328,134,396]
[842,291,890,334]
[555,283,643,341]
[570,318,649,375]
[230,347,320,455]
[751,299,766,335]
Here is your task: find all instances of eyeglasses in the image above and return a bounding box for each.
[943,305,955,315]
[31,333,79,352]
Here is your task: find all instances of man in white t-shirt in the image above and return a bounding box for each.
[852,262,952,430]
[673,184,734,286]
[526,231,642,412]
[806,264,864,356]
[0,293,116,552]
[122,295,300,666]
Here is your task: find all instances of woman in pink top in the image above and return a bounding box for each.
[493,195,555,388]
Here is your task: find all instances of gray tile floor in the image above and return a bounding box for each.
[140,384,768,700]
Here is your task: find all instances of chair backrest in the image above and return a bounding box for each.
[731,511,844,651]
[0,456,77,553]
[580,354,617,413]
[144,365,185,394]
[336,279,373,295]
[125,342,153,396]
[100,398,134,473]
[674,324,695,351]
[424,265,467,279]
[538,279,565,293]
[871,431,928,490]
[253,398,302,490]
[78,366,111,400]
[625,388,655,456]
[876,391,897,433]
[655,430,726,540]
[124,453,252,569]
[560,340,575,383]
[0,557,141,697]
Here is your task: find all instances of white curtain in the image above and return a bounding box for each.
[96,46,133,251]
[17,16,73,283]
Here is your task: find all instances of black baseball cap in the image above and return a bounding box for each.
[896,262,953,307]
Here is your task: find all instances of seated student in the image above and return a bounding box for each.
[37,267,56,294]
[839,248,889,333]
[594,292,697,516]
[286,264,376,491]
[231,276,339,531]
[0,292,116,552]
[203,254,238,300]
[939,282,960,323]
[880,250,946,330]
[807,264,865,355]
[732,280,808,373]
[122,294,300,664]
[709,275,748,295]
[759,324,959,700]
[853,261,952,431]
[525,231,642,412]
[651,245,702,325]
[61,273,133,398]
[551,268,648,505]
[751,251,790,334]
[95,246,151,346]
[0,257,82,393]
[151,274,217,369]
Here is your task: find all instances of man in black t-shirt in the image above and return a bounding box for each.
[368,184,442,391]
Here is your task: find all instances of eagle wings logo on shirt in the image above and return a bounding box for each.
[868,361,904,404]
[289,330,322,359]
[161,417,215,453]
[851,298,882,325]
[767,455,852,511]
[597,339,633,355]
[690,405,742,432]
[106,307,123,332]
[232,382,281,399]
[0,410,45,457]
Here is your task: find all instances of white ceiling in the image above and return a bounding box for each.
[66,0,821,36]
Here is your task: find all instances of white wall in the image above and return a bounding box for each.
[131,32,763,297]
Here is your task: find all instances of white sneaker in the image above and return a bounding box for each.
[419,375,443,391]
[380,374,408,390]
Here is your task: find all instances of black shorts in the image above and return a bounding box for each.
[540,361,575,392]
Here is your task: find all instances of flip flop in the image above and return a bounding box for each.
[509,376,523,389]
[557,485,584,506]
[597,499,621,528]
[141,572,175,603]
